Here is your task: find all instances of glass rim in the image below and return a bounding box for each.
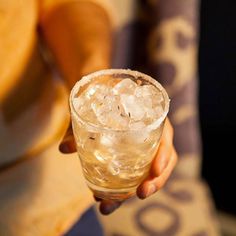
[69,69,170,133]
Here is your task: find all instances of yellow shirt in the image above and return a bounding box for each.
[0,0,115,166]
[0,0,69,167]
[0,1,113,235]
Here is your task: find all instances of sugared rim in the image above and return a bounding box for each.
[70,69,170,132]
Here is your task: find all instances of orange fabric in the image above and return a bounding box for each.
[0,0,113,235]
[0,0,37,102]
[0,0,112,166]
[40,0,113,88]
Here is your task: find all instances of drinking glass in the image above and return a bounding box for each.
[69,69,169,200]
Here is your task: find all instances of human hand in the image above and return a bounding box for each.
[136,118,178,199]
[59,118,178,215]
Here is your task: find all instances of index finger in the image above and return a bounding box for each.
[59,123,77,153]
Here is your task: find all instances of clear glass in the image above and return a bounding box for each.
[69,69,169,200]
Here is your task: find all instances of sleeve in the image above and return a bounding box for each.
[108,0,202,178]
[38,0,115,88]
[97,3,219,235]
[145,0,202,178]
[39,0,117,26]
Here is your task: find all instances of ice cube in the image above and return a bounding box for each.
[73,96,92,117]
[94,166,108,182]
[91,95,113,125]
[108,112,129,129]
[112,79,137,95]
[120,94,145,121]
[145,108,156,119]
[153,106,164,118]
[91,101,106,120]
[97,85,113,103]
[81,134,97,151]
[134,158,149,170]
[85,86,97,98]
[145,99,164,121]
[108,159,120,175]
[94,149,112,163]
[130,130,149,143]
[73,96,97,123]
[135,85,151,97]
[73,97,83,110]
[92,95,129,129]
[135,85,162,99]
[133,84,165,121]
[129,121,145,130]
[100,133,116,146]
[73,84,112,124]
[121,171,144,179]
[135,84,163,108]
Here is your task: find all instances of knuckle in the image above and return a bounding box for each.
[155,179,165,190]
[165,118,174,141]
[169,122,174,139]
[172,149,178,165]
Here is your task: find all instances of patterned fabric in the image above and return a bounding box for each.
[97,174,219,235]
[112,0,202,178]
[95,1,220,235]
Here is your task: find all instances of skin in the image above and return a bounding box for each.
[59,118,178,215]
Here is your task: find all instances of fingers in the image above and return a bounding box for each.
[150,141,171,177]
[151,118,174,176]
[59,123,77,153]
[151,149,177,189]
[94,196,123,215]
[136,118,178,199]
[137,148,178,199]
[163,118,174,141]
[99,200,122,215]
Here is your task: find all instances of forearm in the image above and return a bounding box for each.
[39,0,113,88]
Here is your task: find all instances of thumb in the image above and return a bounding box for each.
[59,123,77,153]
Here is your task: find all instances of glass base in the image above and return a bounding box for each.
[86,181,137,201]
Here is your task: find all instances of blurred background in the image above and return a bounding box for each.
[199,0,236,233]
[1,0,235,235]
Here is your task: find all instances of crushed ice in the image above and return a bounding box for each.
[73,78,164,130]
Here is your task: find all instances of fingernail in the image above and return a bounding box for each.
[137,187,146,199]
[145,184,156,198]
